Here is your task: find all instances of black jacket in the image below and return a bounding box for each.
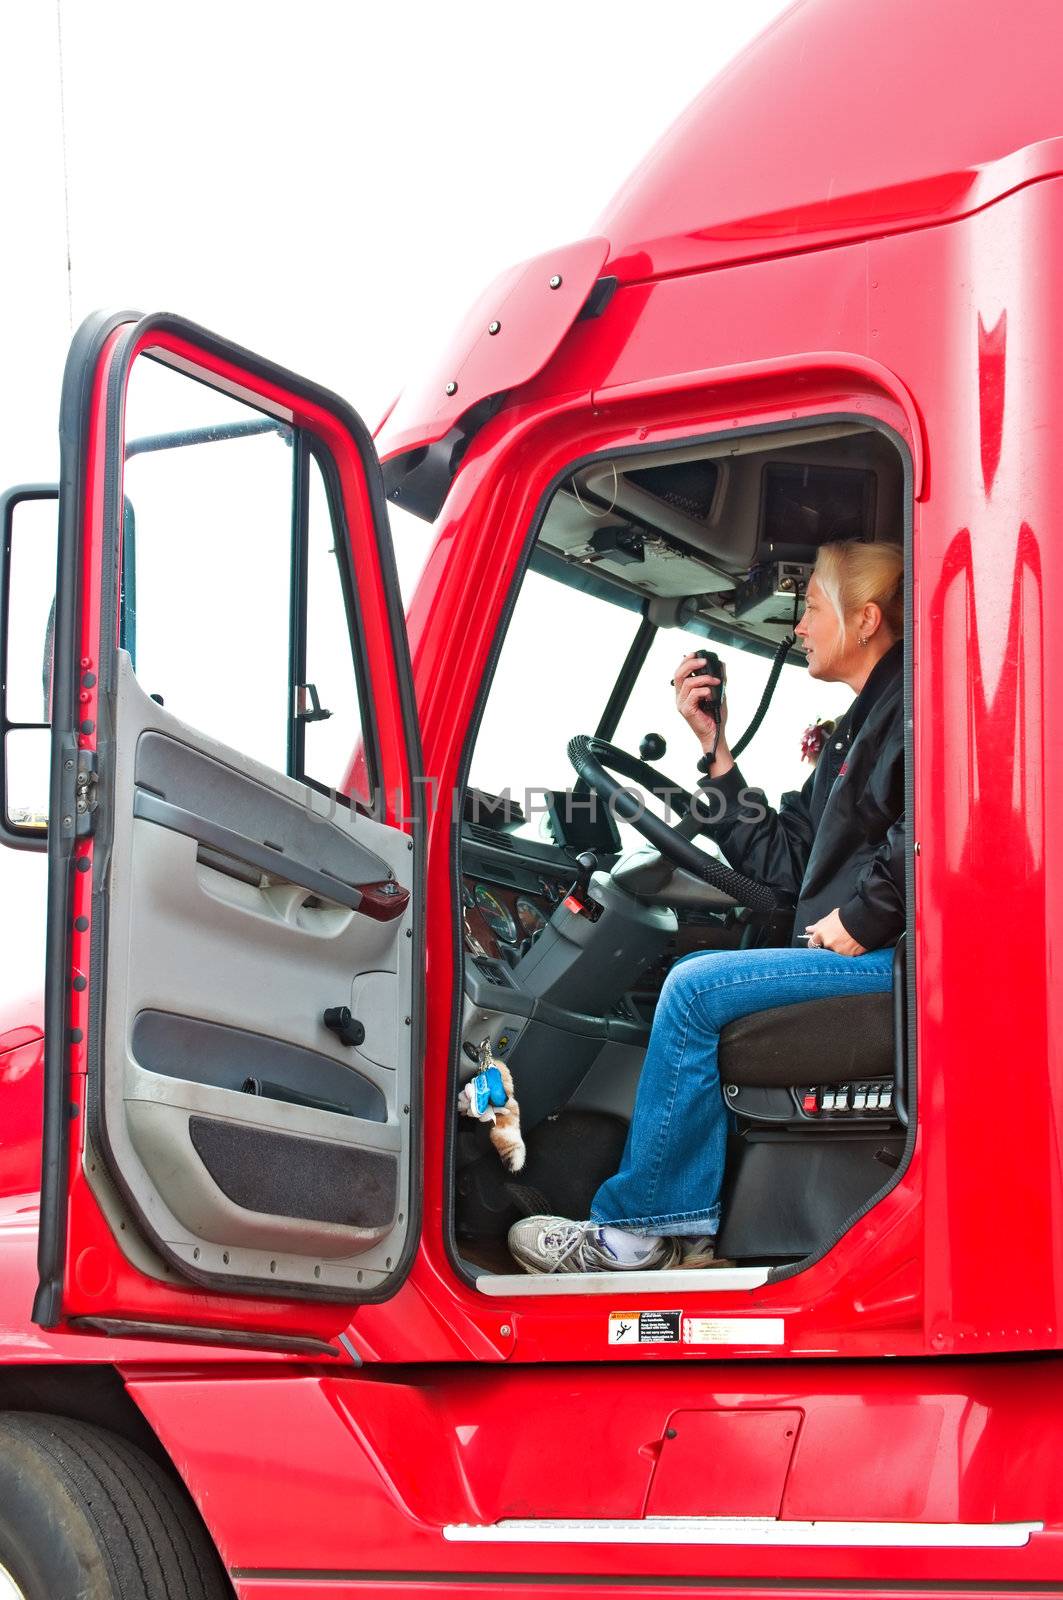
[697,642,906,949]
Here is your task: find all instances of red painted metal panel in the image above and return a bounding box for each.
[0,1195,292,1363]
[594,0,1063,281]
[375,236,608,461]
[233,1587,1063,1600]
[0,1035,43,1200]
[125,1363,1063,1587]
[376,235,605,464]
[644,1409,801,1517]
[384,172,1063,1368]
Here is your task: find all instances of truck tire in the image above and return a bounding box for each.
[0,1412,232,1600]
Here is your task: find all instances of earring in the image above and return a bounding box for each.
[858,636,868,646]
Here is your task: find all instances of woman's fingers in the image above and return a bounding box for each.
[677,681,716,722]
[675,672,722,703]
[804,910,866,957]
[672,654,724,689]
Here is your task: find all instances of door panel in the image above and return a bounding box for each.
[130,1013,388,1121]
[95,660,412,1289]
[36,312,424,1343]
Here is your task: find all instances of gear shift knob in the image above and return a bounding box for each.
[575,851,598,891]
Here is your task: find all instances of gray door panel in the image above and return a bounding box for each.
[131,1012,388,1120]
[89,655,414,1295]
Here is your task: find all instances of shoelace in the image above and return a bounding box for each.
[537,1221,596,1270]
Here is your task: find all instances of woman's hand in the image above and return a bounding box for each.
[674,654,730,764]
[804,908,867,957]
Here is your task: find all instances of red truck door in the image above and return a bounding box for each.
[33,312,425,1351]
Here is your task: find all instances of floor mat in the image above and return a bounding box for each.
[455,1109,629,1244]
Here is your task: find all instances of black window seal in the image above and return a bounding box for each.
[287,430,311,783]
[443,409,916,1303]
[296,434,382,820]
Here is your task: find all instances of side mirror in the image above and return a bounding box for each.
[0,485,59,850]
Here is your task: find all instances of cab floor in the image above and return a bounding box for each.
[457,1237,801,1277]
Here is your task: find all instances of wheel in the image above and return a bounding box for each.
[0,1412,231,1600]
[566,732,777,910]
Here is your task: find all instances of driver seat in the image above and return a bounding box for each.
[714,943,907,1264]
[718,990,893,1087]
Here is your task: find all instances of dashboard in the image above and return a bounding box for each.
[460,822,577,964]
[462,871,565,961]
[460,823,742,974]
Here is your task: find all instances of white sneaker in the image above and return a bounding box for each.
[508,1215,682,1275]
[676,1235,727,1268]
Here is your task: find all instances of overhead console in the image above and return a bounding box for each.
[541,422,904,647]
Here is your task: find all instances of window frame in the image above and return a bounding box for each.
[447,408,916,1301]
[288,432,382,817]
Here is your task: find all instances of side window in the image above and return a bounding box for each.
[121,356,372,805]
[298,451,371,805]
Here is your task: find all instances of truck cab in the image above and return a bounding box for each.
[2,0,1063,1594]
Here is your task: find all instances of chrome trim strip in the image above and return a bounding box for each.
[474,1266,770,1296]
[443,1517,1043,1549]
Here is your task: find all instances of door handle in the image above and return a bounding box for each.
[134,788,410,919]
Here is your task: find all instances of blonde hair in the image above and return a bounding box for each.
[812,539,904,647]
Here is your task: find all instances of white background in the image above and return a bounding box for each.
[0,0,818,1008]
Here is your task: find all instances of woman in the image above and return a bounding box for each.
[509,539,906,1274]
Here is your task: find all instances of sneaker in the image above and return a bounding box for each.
[676,1235,729,1268]
[508,1215,682,1275]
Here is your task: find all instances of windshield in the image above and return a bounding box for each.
[469,569,640,818]
[612,627,852,806]
[468,567,851,849]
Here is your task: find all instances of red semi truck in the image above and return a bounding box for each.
[2,0,1063,1594]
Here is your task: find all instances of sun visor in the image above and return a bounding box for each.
[376,236,609,463]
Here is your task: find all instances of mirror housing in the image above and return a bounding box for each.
[0,484,59,850]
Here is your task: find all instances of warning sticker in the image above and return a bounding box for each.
[608,1310,681,1345]
[681,1316,785,1345]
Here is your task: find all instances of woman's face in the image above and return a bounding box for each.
[794,575,845,681]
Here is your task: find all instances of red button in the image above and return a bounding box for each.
[802,1093,818,1113]
[563,894,584,914]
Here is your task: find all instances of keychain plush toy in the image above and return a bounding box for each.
[458,1039,526,1172]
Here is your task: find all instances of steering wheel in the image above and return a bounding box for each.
[567,734,777,912]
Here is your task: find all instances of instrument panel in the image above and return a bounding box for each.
[462,872,563,961]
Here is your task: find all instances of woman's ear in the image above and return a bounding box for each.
[860,601,884,641]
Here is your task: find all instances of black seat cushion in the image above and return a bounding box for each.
[718,992,893,1088]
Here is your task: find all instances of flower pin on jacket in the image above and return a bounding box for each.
[800,717,836,765]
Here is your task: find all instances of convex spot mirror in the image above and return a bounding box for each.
[0,486,58,848]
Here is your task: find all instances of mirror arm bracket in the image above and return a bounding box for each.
[56,744,98,845]
[75,749,99,836]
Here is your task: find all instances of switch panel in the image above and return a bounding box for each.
[724,1078,899,1126]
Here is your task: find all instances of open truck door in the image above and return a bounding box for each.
[32,312,424,1352]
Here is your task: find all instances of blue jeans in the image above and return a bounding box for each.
[590,945,895,1237]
